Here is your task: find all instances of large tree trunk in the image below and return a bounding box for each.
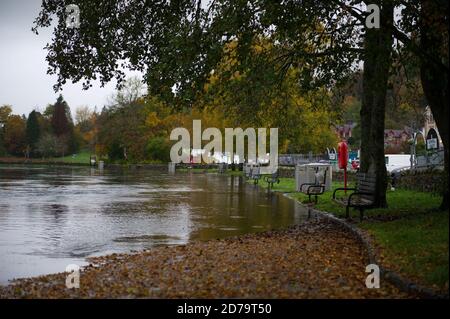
[419,0,449,210]
[359,0,394,208]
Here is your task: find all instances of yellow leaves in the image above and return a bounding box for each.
[230,70,242,81]
[223,39,238,53]
[280,139,290,154]
[253,43,264,54]
[95,144,106,156]
[145,112,161,129]
[343,95,357,107]
[399,102,414,113]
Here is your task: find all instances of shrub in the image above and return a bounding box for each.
[146,136,171,163]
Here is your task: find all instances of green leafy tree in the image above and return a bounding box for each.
[98,100,149,162]
[26,110,41,157]
[146,136,171,163]
[97,77,151,162]
[37,133,59,158]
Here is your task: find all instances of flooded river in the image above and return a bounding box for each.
[0,165,308,284]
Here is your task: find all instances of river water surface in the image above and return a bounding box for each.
[0,165,308,284]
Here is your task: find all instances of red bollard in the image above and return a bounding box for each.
[338,141,349,193]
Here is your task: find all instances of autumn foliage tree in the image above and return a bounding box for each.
[0,105,13,156]
[200,40,339,153]
[4,115,27,156]
[51,95,71,137]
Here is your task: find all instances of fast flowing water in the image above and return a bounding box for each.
[0,165,308,284]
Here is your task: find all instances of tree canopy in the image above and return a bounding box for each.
[32,0,449,208]
[26,110,41,157]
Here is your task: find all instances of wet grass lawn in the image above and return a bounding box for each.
[259,176,448,293]
[360,211,448,292]
[49,150,92,164]
[0,150,93,165]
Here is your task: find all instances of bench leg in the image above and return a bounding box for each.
[308,194,311,203]
[315,195,318,204]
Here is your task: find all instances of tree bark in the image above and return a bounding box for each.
[359,0,394,208]
[419,0,449,210]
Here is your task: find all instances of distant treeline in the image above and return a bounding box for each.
[0,95,79,159]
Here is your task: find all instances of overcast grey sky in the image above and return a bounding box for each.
[0,0,142,117]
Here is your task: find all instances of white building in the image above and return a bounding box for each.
[423,106,443,150]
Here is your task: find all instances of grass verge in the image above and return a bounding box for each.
[259,176,448,292]
[361,211,449,292]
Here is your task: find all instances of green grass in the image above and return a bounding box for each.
[361,211,449,291]
[259,176,448,291]
[226,170,244,176]
[265,177,442,219]
[49,151,92,164]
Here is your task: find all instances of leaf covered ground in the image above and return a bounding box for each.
[0,217,410,299]
[261,177,448,292]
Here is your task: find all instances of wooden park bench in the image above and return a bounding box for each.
[332,172,376,221]
[264,171,280,191]
[299,167,329,203]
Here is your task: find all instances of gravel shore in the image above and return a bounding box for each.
[0,217,409,298]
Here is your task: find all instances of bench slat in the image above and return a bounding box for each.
[358,180,376,185]
[359,185,375,192]
[306,186,324,194]
[334,173,377,220]
[356,173,376,178]
[350,197,373,206]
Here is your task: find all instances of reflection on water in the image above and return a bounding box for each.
[0,165,309,284]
